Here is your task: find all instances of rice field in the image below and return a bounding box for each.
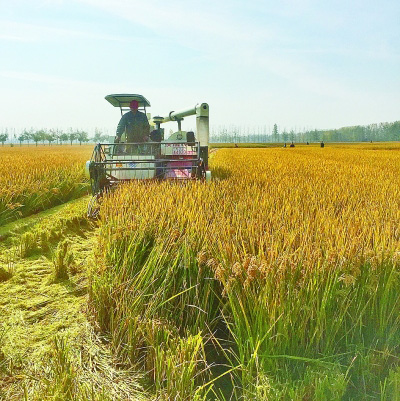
[2,142,400,400]
[0,145,91,226]
[90,144,400,399]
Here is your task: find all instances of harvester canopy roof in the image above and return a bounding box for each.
[105,94,151,108]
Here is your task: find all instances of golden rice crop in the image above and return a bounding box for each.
[101,144,400,273]
[92,143,400,399]
[0,145,91,225]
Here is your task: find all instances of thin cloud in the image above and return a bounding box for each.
[0,34,36,42]
[0,20,134,43]
[0,70,109,89]
[75,0,397,102]
[76,0,278,50]
[1,0,398,129]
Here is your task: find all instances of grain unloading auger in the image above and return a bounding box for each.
[85,94,211,217]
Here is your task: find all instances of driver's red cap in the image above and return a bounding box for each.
[130,100,139,109]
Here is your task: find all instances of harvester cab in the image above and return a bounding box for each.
[85,94,211,217]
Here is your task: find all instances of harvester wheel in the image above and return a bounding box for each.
[196,160,206,180]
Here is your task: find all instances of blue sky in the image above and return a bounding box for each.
[0,0,399,135]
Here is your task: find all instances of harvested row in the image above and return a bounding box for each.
[0,198,149,400]
[0,145,91,225]
[90,145,400,399]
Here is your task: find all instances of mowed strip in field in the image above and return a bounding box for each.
[0,198,149,401]
[0,145,91,226]
[91,144,400,399]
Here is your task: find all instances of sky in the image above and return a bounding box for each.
[0,0,399,135]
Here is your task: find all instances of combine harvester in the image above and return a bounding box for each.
[85,94,211,216]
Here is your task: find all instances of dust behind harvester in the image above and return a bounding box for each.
[85,94,211,217]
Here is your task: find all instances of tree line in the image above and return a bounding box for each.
[1,120,399,146]
[0,128,110,146]
[210,120,400,143]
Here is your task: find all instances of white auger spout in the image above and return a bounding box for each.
[159,103,209,147]
[152,103,210,172]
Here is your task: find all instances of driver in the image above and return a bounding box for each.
[115,100,150,143]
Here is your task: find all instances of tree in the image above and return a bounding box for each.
[26,129,33,145]
[76,130,89,145]
[60,133,68,144]
[0,133,8,146]
[272,124,279,142]
[31,130,46,146]
[18,134,25,146]
[45,132,56,145]
[92,128,103,143]
[49,129,60,145]
[92,128,110,143]
[68,131,77,145]
[18,130,31,146]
